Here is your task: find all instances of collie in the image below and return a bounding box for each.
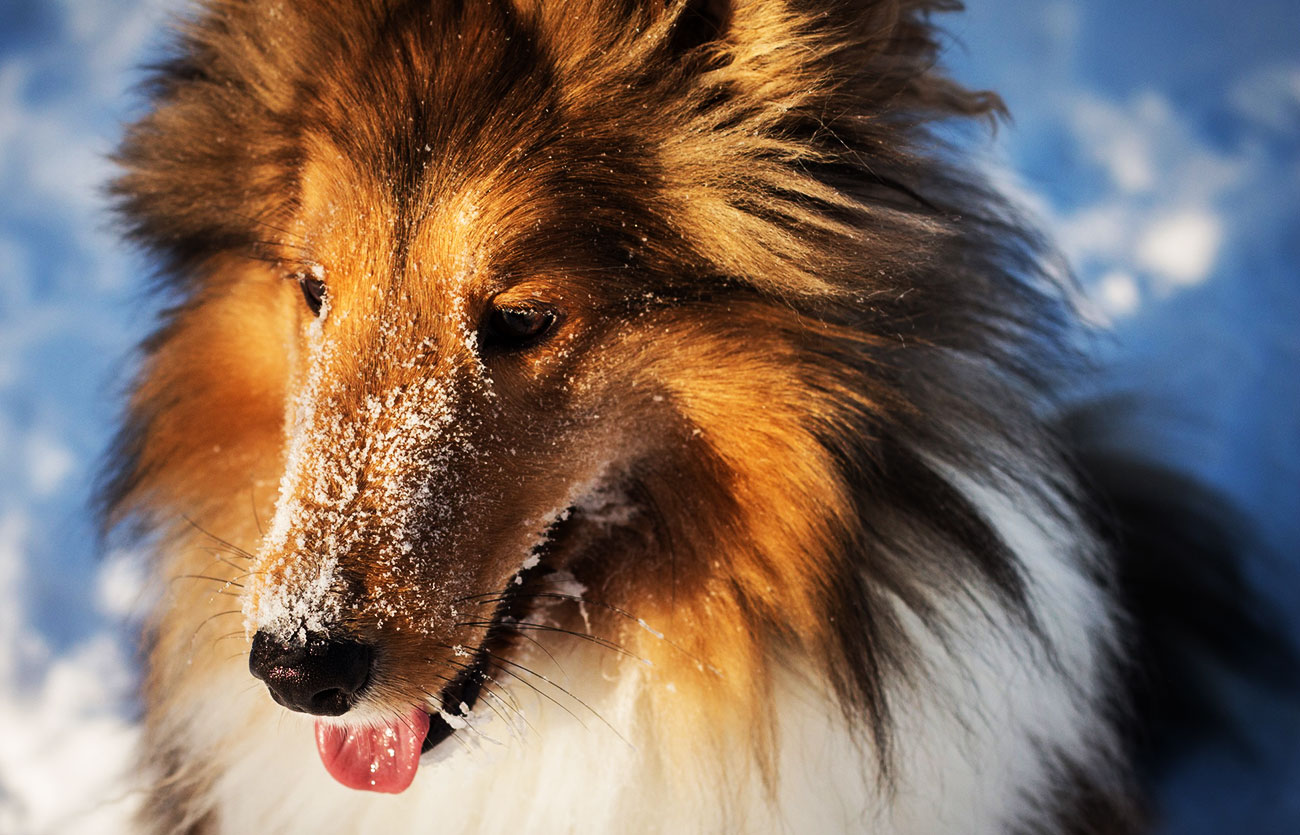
[107,1,1157,832]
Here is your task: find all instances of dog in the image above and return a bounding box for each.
[106,1,1259,832]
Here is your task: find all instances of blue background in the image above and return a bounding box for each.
[0,1,1296,831]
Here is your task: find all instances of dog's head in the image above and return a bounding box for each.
[111,0,1055,793]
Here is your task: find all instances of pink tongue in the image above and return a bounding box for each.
[315,709,430,794]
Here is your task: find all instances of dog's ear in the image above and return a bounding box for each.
[665,0,732,57]
[620,0,1002,123]
[113,2,308,284]
[527,1,1006,302]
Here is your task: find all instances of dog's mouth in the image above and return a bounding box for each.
[315,515,574,794]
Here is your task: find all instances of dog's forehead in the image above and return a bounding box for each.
[290,11,559,232]
[287,147,661,335]
[290,128,633,305]
[281,14,663,295]
[294,151,491,293]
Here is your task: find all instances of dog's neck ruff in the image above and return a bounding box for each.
[168,473,1115,835]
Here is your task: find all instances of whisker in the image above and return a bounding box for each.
[186,609,243,654]
[475,656,590,733]
[172,573,246,589]
[475,685,532,736]
[457,619,647,665]
[415,687,501,746]
[430,650,528,722]
[434,654,530,726]
[459,620,571,683]
[250,486,265,538]
[180,515,257,561]
[192,544,252,564]
[193,548,255,575]
[479,651,629,747]
[381,677,480,754]
[462,591,706,669]
[417,673,516,730]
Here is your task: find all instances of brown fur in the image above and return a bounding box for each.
[108,1,1141,831]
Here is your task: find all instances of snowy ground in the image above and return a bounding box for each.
[1,1,1297,833]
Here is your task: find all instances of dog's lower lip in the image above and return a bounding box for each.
[420,666,486,753]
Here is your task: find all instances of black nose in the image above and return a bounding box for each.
[248,630,373,716]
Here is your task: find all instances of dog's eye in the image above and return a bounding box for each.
[485,306,557,348]
[298,275,326,316]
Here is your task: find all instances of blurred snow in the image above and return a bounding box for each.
[1095,271,1141,318]
[1134,209,1222,288]
[0,0,1296,833]
[0,0,169,831]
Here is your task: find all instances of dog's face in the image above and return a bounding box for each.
[242,122,683,709]
[214,3,881,754]
[113,0,1022,797]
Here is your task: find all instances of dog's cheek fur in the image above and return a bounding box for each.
[563,309,861,773]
